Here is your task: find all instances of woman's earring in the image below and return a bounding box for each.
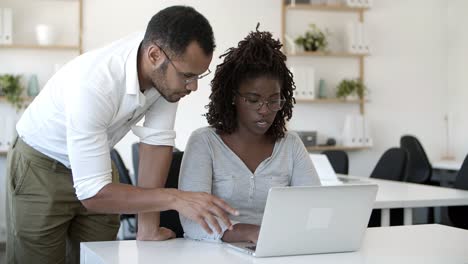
[232,101,235,105]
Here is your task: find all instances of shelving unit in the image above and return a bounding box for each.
[282,1,371,152]
[295,98,362,104]
[285,3,369,12]
[0,1,83,156]
[287,51,369,58]
[306,145,370,152]
[281,1,368,115]
[0,0,83,54]
[0,44,80,51]
[0,96,34,104]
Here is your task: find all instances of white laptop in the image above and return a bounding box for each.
[309,154,365,185]
[225,184,378,257]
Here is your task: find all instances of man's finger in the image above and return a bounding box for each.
[208,204,232,229]
[212,197,239,216]
[195,216,213,234]
[203,213,222,234]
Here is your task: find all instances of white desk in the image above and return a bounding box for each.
[351,176,468,226]
[432,159,462,171]
[81,224,468,264]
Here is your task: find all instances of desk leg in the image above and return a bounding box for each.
[404,208,413,225]
[381,209,390,227]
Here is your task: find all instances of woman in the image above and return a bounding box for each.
[179,27,320,243]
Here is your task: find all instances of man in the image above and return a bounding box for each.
[6,6,237,264]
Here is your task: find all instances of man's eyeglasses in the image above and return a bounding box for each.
[235,91,286,112]
[156,44,211,85]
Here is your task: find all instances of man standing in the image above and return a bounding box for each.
[6,6,237,264]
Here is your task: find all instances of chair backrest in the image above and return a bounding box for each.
[110,148,133,185]
[131,142,140,184]
[160,151,185,238]
[400,135,432,184]
[370,148,407,181]
[448,154,468,229]
[321,150,349,175]
[111,148,136,224]
[454,155,468,190]
[131,142,181,185]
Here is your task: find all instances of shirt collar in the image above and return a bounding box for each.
[125,40,142,96]
[125,33,162,107]
[125,34,149,107]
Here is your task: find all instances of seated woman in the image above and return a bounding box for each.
[179,27,320,243]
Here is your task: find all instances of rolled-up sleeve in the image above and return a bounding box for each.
[132,96,178,146]
[65,81,115,200]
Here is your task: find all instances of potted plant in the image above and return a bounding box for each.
[0,74,24,109]
[336,78,367,100]
[294,24,329,52]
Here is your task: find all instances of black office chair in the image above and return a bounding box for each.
[321,150,349,175]
[160,151,185,238]
[131,142,140,184]
[110,149,136,236]
[400,135,437,223]
[131,142,181,185]
[400,135,433,184]
[448,154,468,229]
[368,148,407,227]
[370,148,407,181]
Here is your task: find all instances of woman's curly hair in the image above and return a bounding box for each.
[205,25,295,140]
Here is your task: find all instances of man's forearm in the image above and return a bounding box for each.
[81,183,177,214]
[137,144,174,236]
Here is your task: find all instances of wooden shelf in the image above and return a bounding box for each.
[0,96,34,103]
[306,145,370,152]
[0,44,80,51]
[287,51,369,58]
[286,3,369,12]
[295,98,364,104]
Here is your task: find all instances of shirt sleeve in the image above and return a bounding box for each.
[65,81,116,200]
[178,129,232,242]
[290,133,322,186]
[132,96,178,146]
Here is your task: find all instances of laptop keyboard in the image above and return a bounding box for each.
[246,245,257,251]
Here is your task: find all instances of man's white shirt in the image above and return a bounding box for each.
[16,33,178,200]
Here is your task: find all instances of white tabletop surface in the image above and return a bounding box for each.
[432,159,463,171]
[81,224,468,264]
[345,175,468,209]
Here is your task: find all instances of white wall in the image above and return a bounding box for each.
[447,0,468,161]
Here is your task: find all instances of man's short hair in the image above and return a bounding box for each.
[142,6,215,57]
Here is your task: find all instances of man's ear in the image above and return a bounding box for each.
[147,45,163,66]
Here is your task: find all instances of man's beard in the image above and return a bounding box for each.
[151,61,182,103]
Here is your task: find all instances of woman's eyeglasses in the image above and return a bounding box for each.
[235,91,286,112]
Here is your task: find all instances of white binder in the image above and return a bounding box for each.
[345,22,358,54]
[363,116,373,147]
[360,22,370,54]
[304,67,316,99]
[3,8,13,45]
[342,114,365,147]
[0,8,4,44]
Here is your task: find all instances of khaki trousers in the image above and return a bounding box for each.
[6,137,120,264]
